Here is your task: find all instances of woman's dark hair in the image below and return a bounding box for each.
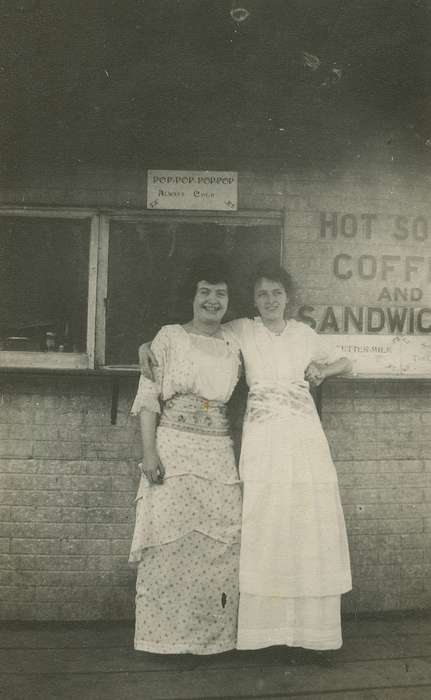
[181,253,231,304]
[251,259,293,296]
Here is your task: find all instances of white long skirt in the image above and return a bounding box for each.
[237,404,351,651]
[237,593,342,650]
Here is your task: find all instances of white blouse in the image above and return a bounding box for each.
[224,317,342,387]
[131,324,241,415]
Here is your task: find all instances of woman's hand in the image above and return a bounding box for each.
[305,362,327,387]
[139,451,165,485]
[305,356,352,386]
[138,343,158,380]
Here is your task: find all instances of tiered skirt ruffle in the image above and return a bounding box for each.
[129,425,242,654]
[129,426,241,561]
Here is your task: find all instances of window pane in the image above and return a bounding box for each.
[106,219,281,365]
[0,217,90,352]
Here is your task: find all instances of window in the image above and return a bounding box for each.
[0,210,97,369]
[0,209,283,370]
[104,215,282,366]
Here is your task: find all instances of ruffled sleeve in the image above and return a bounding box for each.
[130,375,161,415]
[130,326,170,415]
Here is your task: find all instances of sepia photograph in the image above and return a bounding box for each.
[0,1,430,698]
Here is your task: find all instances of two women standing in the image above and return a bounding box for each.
[130,256,352,655]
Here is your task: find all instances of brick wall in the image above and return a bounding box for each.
[323,378,431,613]
[0,375,141,620]
[1,374,430,620]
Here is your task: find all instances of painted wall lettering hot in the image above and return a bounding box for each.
[320,212,431,241]
[320,212,378,239]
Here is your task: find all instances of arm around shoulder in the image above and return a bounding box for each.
[222,317,250,344]
[138,324,172,378]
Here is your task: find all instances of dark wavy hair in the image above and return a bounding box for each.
[250,259,293,296]
[181,253,231,305]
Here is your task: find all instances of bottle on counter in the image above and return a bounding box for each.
[62,321,73,352]
[45,331,56,352]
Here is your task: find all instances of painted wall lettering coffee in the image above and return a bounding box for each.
[333,254,431,282]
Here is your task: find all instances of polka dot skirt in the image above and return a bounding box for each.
[130,426,242,654]
[135,533,240,654]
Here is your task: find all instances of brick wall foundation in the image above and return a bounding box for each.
[0,375,140,620]
[324,378,431,613]
[0,374,430,619]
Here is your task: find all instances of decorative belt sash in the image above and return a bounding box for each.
[245,382,316,424]
[159,393,230,436]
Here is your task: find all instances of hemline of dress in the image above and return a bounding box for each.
[129,527,241,564]
[134,639,237,655]
[134,471,241,497]
[236,633,342,651]
[236,623,343,651]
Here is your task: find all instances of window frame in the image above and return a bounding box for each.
[0,207,284,371]
[98,208,285,369]
[0,207,100,370]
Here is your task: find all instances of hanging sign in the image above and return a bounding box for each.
[147,170,238,211]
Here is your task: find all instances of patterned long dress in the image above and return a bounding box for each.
[129,324,242,654]
[226,318,352,651]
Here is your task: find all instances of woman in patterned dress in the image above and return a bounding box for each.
[129,256,242,654]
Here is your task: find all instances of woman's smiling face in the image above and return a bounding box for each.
[192,280,229,323]
[254,277,288,322]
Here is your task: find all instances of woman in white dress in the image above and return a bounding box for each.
[139,260,352,652]
[129,256,242,654]
[226,261,352,651]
